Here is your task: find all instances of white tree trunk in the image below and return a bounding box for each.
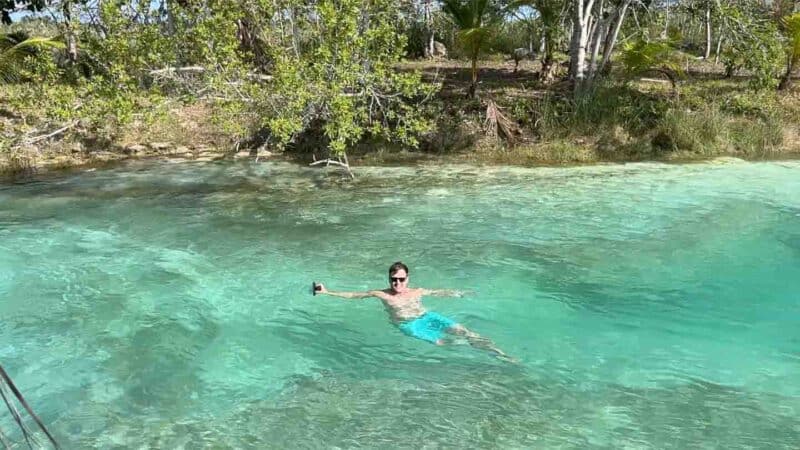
[290,7,300,57]
[425,0,435,58]
[585,0,605,79]
[598,0,631,75]
[588,16,607,79]
[569,0,596,87]
[62,1,77,63]
[703,5,712,60]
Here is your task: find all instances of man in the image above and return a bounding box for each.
[314,261,512,360]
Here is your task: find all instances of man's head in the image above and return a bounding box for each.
[388,261,409,293]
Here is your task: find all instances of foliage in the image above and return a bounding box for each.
[619,38,685,91]
[399,6,455,58]
[531,82,669,139]
[3,0,437,158]
[0,32,63,82]
[4,0,800,170]
[442,0,502,96]
[237,0,437,155]
[716,1,783,90]
[510,0,563,79]
[781,12,800,86]
[784,14,800,64]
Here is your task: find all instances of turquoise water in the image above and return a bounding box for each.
[1,159,799,448]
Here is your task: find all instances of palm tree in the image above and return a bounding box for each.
[511,0,564,82]
[0,32,64,83]
[778,13,800,91]
[441,0,499,98]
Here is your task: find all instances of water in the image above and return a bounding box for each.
[1,159,799,448]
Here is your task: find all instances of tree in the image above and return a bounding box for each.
[596,0,632,76]
[569,0,592,86]
[442,0,500,97]
[778,12,800,90]
[246,0,437,158]
[511,0,566,81]
[716,0,783,90]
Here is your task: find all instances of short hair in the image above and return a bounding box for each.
[388,261,409,276]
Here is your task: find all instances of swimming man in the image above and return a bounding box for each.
[314,261,511,360]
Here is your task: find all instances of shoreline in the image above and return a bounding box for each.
[4,145,800,183]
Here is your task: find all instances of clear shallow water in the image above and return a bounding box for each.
[1,159,799,448]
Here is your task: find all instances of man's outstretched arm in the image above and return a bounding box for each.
[316,283,383,300]
[420,288,469,298]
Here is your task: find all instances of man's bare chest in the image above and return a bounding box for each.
[382,294,422,309]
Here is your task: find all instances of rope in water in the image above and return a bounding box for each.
[0,365,60,449]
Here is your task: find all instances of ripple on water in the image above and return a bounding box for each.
[1,159,799,447]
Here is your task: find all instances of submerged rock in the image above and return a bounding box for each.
[148,142,172,152]
[124,144,147,155]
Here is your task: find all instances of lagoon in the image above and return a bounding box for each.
[1,159,799,448]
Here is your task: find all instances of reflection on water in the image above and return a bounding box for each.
[1,159,799,448]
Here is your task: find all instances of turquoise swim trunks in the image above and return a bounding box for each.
[399,312,457,343]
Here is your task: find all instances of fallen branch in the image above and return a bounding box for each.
[309,154,355,180]
[149,66,206,76]
[639,77,670,84]
[24,122,76,145]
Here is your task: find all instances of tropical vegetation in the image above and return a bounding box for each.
[1,0,799,176]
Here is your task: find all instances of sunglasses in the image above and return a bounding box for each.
[390,277,407,283]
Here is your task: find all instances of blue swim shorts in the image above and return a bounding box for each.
[398,312,457,343]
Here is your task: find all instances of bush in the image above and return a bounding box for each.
[530,82,669,139]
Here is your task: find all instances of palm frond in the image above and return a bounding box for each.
[620,39,684,77]
[782,13,800,65]
[0,36,64,83]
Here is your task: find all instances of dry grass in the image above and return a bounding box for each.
[118,102,228,150]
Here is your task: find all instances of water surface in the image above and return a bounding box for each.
[1,159,799,448]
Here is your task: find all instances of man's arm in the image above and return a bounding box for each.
[420,288,468,298]
[316,283,383,300]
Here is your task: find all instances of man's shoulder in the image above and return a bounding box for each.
[368,288,392,298]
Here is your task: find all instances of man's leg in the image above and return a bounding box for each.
[445,324,511,359]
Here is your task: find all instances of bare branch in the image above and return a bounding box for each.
[23,122,77,145]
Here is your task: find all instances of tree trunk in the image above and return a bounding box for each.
[290,7,300,57]
[569,0,596,89]
[598,0,631,75]
[469,55,478,98]
[662,0,670,38]
[703,5,712,60]
[714,28,723,65]
[778,56,795,91]
[587,4,607,80]
[425,0,435,58]
[540,46,555,81]
[539,29,555,81]
[62,1,77,64]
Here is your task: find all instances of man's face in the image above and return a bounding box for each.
[389,269,409,293]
